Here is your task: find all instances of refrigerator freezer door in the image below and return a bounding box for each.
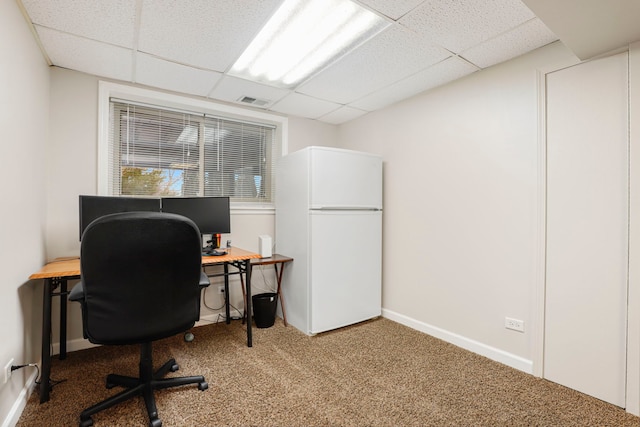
[309,147,382,210]
[309,210,382,334]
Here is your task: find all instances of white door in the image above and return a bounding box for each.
[309,211,382,334]
[545,52,628,407]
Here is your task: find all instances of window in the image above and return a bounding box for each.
[99,82,287,209]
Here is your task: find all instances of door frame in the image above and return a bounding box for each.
[532,55,581,379]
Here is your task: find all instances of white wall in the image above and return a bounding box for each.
[338,40,639,414]
[45,67,339,344]
[0,0,50,425]
[288,116,339,152]
[339,42,575,363]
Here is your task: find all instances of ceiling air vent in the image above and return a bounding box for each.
[238,96,271,108]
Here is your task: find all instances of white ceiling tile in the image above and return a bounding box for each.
[21,0,136,48]
[357,0,425,20]
[210,76,290,106]
[461,18,558,69]
[135,53,222,97]
[270,93,340,119]
[138,0,282,72]
[400,0,536,52]
[16,0,574,124]
[318,106,368,125]
[35,26,133,81]
[350,56,478,111]
[297,25,451,104]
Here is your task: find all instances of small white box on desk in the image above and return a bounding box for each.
[259,235,272,258]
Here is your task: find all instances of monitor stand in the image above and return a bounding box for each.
[202,239,215,255]
[202,236,226,256]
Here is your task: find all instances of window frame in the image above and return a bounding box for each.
[98,81,288,213]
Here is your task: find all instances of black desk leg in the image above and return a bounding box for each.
[224,263,231,324]
[59,279,67,360]
[245,260,253,347]
[40,278,52,403]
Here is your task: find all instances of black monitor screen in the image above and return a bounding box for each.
[161,197,231,235]
[79,195,161,240]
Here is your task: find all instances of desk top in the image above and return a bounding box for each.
[250,254,293,265]
[30,247,262,280]
[201,246,261,265]
[29,257,81,279]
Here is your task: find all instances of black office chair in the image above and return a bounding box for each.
[69,212,210,427]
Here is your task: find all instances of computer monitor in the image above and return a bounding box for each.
[160,197,231,236]
[79,195,161,240]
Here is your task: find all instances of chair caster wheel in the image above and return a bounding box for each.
[106,382,116,389]
[198,381,208,391]
[170,363,179,372]
[149,418,162,427]
[80,417,94,427]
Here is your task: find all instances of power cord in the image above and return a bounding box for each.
[202,286,226,311]
[13,363,66,391]
[11,363,41,385]
[255,264,275,294]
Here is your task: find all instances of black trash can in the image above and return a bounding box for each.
[252,292,278,328]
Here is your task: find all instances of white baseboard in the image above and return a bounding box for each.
[1,370,38,427]
[50,313,230,356]
[196,311,244,326]
[52,338,98,355]
[382,308,533,374]
[57,311,533,374]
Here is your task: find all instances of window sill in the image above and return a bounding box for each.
[231,204,275,215]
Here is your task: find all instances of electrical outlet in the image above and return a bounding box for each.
[505,317,525,332]
[3,358,14,384]
[218,285,225,294]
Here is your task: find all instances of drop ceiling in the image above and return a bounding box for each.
[15,0,635,125]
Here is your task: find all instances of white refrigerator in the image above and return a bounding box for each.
[275,146,382,335]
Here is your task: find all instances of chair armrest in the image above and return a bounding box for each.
[199,271,210,289]
[68,281,85,302]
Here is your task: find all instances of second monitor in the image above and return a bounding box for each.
[161,197,231,253]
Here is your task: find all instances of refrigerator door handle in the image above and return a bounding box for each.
[310,207,382,211]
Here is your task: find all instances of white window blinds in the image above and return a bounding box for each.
[108,100,277,204]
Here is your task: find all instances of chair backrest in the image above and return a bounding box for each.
[80,211,203,345]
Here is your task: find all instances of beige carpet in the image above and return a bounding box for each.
[17,318,639,427]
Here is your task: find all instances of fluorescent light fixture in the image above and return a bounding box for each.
[229,0,390,88]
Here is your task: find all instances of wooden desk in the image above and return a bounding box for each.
[29,247,260,403]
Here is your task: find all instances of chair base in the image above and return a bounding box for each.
[79,343,208,427]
